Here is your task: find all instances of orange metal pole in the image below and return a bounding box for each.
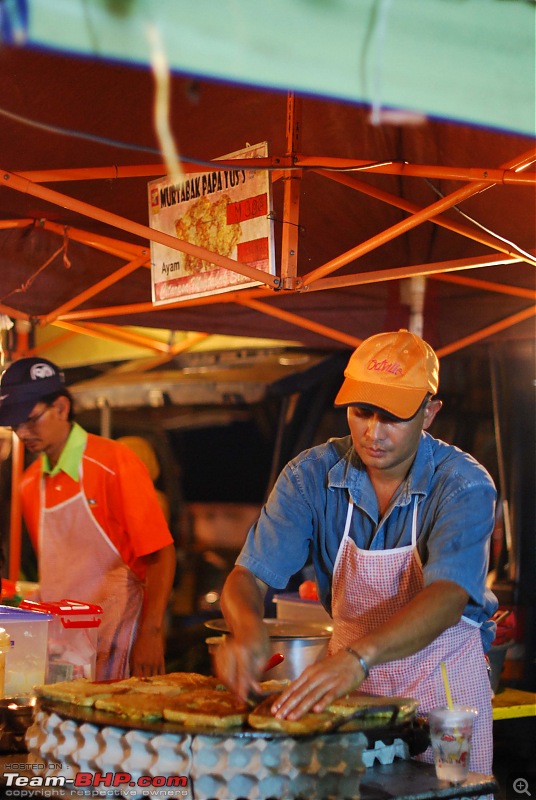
[17,156,536,186]
[42,220,145,260]
[304,147,536,285]
[16,158,288,183]
[8,435,24,582]
[302,255,522,293]
[295,155,536,186]
[312,170,535,267]
[56,286,273,322]
[26,330,78,356]
[236,297,363,348]
[18,165,168,182]
[0,169,280,290]
[109,333,211,373]
[280,93,303,290]
[0,219,33,229]
[51,321,171,353]
[432,273,536,300]
[435,306,536,358]
[0,303,30,321]
[42,253,150,325]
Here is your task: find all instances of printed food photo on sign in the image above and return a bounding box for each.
[174,194,242,275]
[149,142,275,304]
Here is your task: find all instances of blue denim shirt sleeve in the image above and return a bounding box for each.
[236,451,322,588]
[236,438,346,601]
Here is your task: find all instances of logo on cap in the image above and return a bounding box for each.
[29,363,56,380]
[366,358,404,377]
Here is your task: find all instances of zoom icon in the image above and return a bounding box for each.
[513,778,531,796]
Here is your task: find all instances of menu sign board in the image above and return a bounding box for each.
[149,142,275,304]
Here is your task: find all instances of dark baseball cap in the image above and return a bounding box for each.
[0,357,65,427]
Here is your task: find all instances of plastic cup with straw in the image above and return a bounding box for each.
[429,661,477,785]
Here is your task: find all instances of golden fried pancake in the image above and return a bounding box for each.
[257,679,291,693]
[94,691,171,720]
[247,693,337,734]
[163,688,249,728]
[34,679,129,707]
[327,692,418,727]
[143,672,226,690]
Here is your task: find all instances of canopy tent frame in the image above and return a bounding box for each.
[0,94,534,362]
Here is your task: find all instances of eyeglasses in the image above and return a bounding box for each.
[8,404,52,433]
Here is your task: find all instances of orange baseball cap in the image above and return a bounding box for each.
[334,329,439,419]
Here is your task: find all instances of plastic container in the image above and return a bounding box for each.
[0,627,10,698]
[20,599,103,683]
[0,605,53,696]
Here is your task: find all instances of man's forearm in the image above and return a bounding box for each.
[353,580,469,670]
[140,543,176,631]
[220,566,267,637]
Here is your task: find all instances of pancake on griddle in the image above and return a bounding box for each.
[114,672,223,695]
[327,692,418,728]
[94,691,172,720]
[163,688,249,728]
[142,672,226,691]
[257,678,291,693]
[34,678,129,707]
[247,693,338,734]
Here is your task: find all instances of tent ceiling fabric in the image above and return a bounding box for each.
[0,1,534,359]
[27,0,536,136]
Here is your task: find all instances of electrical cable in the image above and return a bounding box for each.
[0,103,533,265]
[0,105,398,174]
[425,178,536,267]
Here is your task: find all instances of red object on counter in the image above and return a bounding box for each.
[20,599,103,628]
[0,579,17,599]
[491,608,517,646]
[298,580,319,601]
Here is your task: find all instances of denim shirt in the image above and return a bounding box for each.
[237,432,499,652]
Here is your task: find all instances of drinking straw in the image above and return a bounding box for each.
[441,661,454,709]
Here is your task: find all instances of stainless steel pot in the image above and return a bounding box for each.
[205,618,333,681]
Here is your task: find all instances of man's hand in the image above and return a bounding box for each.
[216,565,271,700]
[130,624,166,677]
[213,631,270,702]
[130,542,176,677]
[271,649,365,720]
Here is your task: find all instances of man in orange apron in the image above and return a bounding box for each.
[0,357,176,680]
[215,330,498,776]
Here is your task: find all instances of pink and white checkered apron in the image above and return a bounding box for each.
[329,497,494,776]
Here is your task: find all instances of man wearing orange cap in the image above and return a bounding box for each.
[216,330,498,776]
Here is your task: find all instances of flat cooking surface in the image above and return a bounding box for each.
[36,698,426,744]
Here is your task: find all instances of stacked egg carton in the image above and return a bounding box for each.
[26,708,369,800]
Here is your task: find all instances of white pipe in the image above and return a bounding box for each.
[408,276,427,337]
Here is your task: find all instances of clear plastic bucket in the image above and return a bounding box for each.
[20,599,102,683]
[0,605,52,695]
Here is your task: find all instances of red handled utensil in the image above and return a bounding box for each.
[246,653,286,706]
[263,653,285,673]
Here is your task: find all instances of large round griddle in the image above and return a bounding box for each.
[35,697,427,750]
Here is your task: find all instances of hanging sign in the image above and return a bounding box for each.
[149,142,275,304]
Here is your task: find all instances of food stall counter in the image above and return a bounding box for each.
[492,687,536,720]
